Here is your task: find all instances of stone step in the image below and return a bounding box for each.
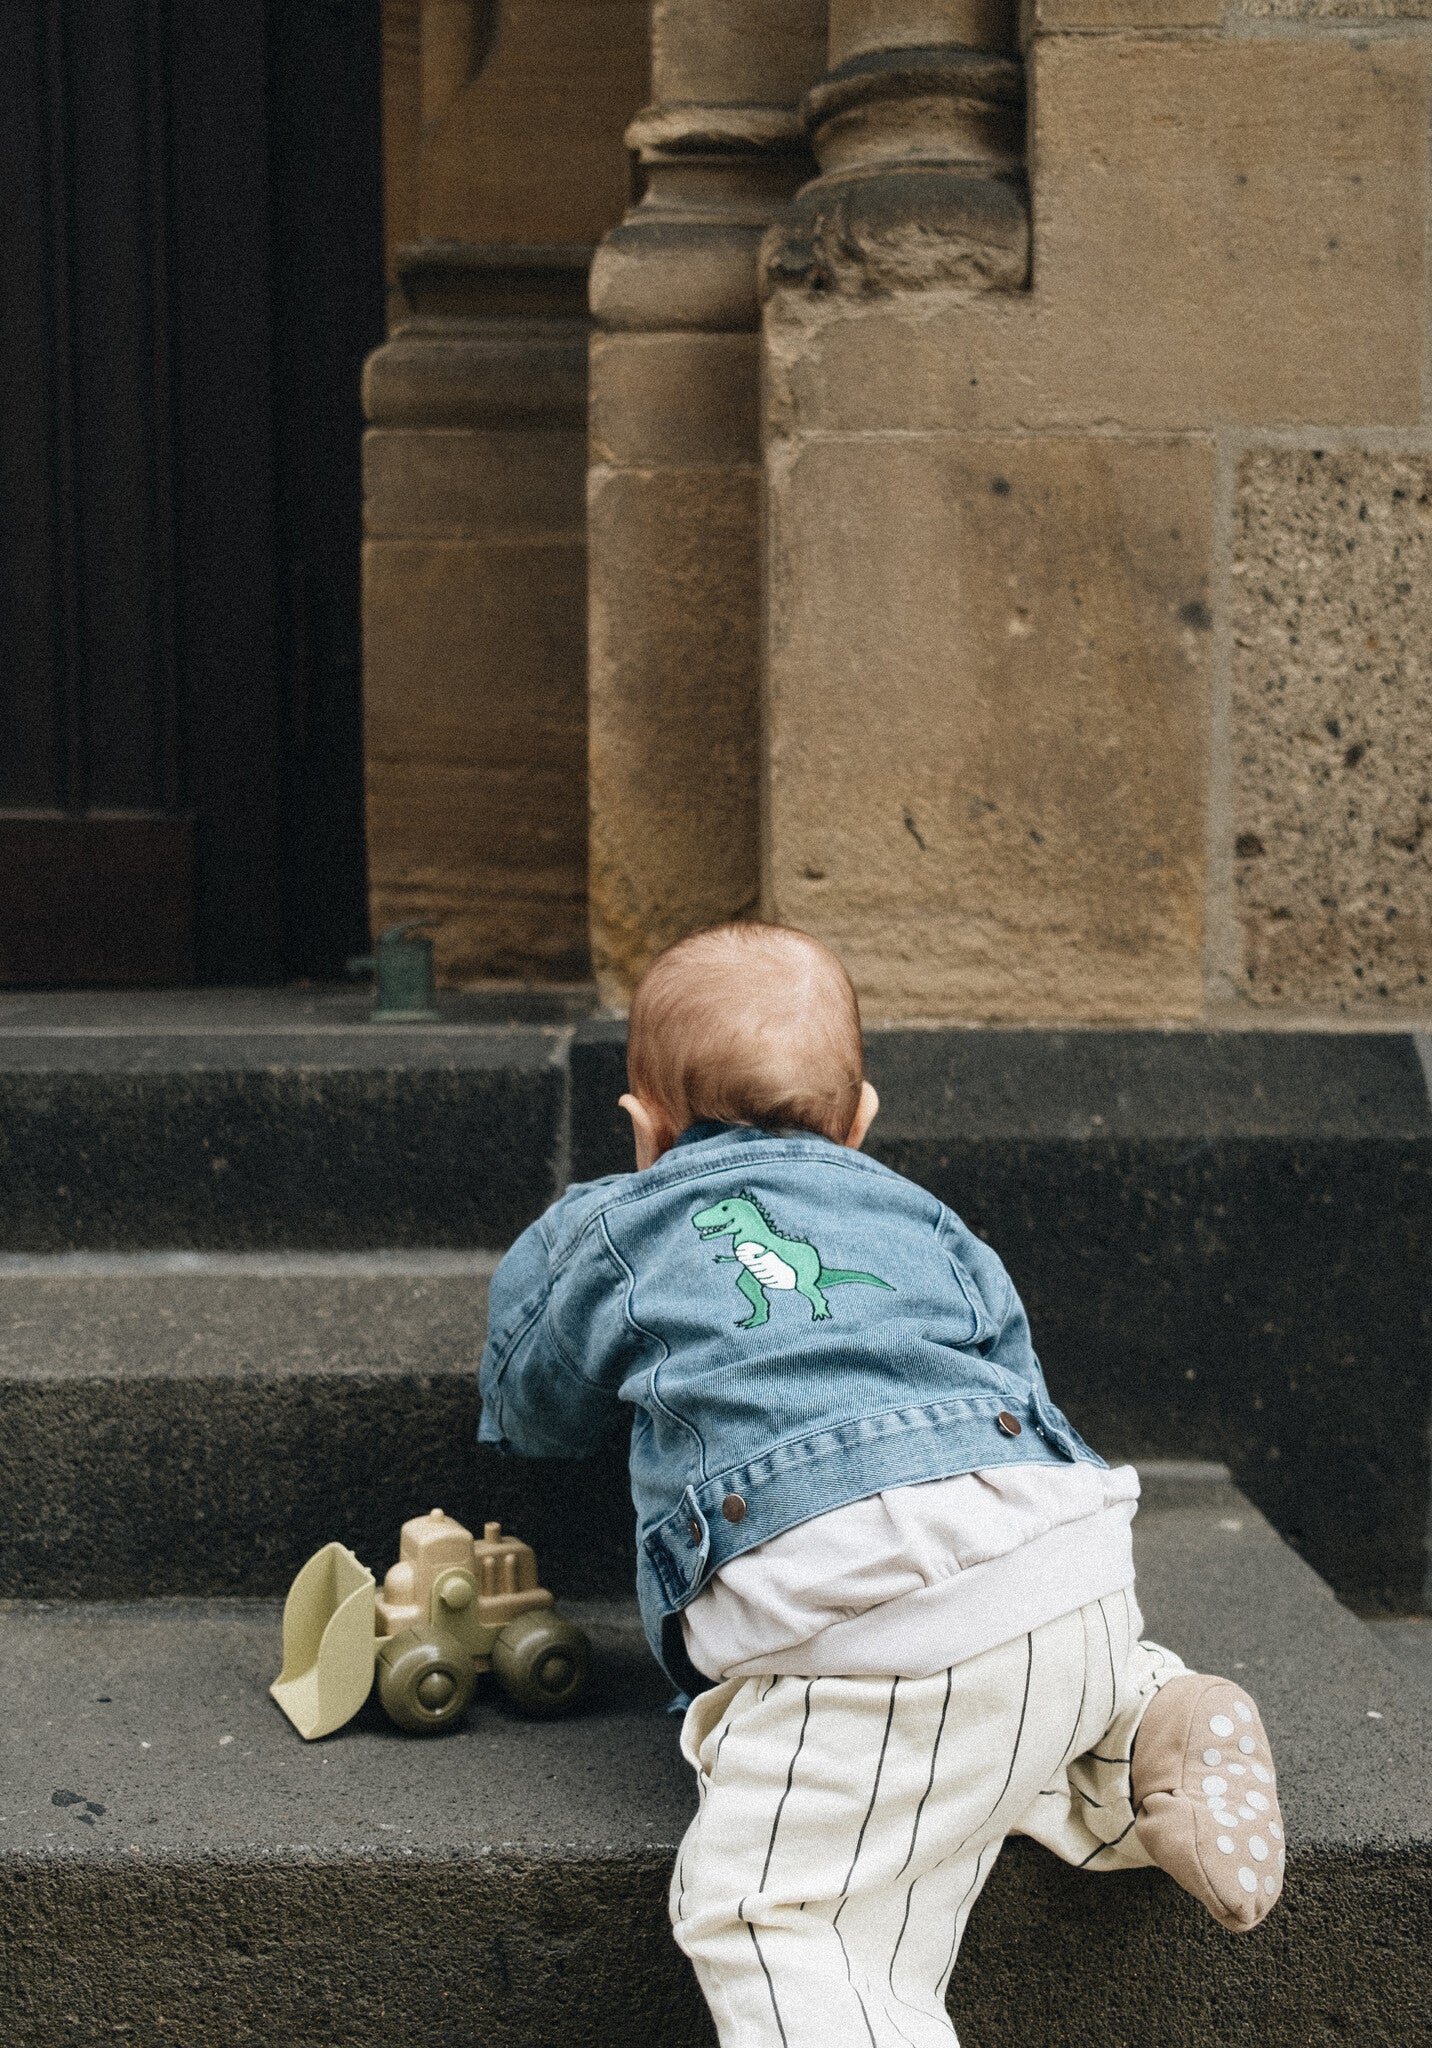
[2,995,1428,1613]
[4,1471,1427,2047]
[0,1251,630,1603]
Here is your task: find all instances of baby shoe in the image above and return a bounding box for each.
[1130,1673,1285,1931]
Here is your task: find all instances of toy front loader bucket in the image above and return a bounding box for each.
[271,1542,377,1740]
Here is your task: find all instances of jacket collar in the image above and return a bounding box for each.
[672,1120,833,1150]
[673,1120,767,1149]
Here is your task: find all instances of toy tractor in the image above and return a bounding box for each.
[271,1509,591,1740]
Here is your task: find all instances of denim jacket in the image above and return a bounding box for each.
[479,1123,1104,1688]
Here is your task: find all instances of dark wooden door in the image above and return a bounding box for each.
[0,1,383,985]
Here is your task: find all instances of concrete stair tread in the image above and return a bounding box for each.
[0,1011,1428,1616]
[5,1475,1428,1863]
[5,1598,683,1862]
[0,1250,497,1382]
[0,1251,637,1605]
[6,1474,1430,2045]
[1367,1615,1432,1693]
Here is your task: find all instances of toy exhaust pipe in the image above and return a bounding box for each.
[270,1542,378,1740]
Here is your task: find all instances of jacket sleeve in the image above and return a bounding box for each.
[478,1203,633,1459]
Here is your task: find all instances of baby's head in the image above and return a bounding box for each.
[620,922,878,1168]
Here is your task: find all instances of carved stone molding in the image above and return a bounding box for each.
[590,102,814,333]
[365,243,591,429]
[763,43,1030,298]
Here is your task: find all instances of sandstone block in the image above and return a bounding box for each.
[1241,0,1432,18]
[1228,448,1432,1010]
[1032,0,1221,27]
[765,434,1214,1020]
[588,467,762,995]
[766,39,1429,433]
[364,538,588,980]
[413,0,648,247]
[364,428,587,540]
[652,0,826,104]
[589,333,761,468]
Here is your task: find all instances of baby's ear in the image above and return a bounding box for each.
[619,1092,677,1170]
[844,1081,879,1150]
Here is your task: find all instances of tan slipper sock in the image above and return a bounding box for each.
[1130,1672,1285,1931]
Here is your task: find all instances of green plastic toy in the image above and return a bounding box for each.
[271,1508,590,1739]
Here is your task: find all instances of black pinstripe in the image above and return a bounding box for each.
[936,1837,994,1995]
[746,1921,788,2046]
[734,1681,814,2047]
[885,1665,955,2000]
[677,1706,739,1925]
[925,1631,1035,1996]
[1079,1813,1138,1866]
[834,1679,901,1916]
[830,1679,901,2047]
[759,1681,815,1892]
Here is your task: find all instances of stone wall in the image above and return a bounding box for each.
[364,0,646,982]
[760,6,1432,1021]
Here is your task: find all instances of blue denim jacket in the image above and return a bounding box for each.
[479,1123,1104,1687]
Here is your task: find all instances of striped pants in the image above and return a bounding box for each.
[670,1590,1183,2047]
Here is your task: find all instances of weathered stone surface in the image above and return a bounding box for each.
[364,323,589,429]
[1028,35,1425,426]
[1227,448,1432,1010]
[589,332,760,467]
[831,0,1021,59]
[1243,0,1432,17]
[767,39,1430,434]
[1033,0,1221,25]
[652,0,826,102]
[588,466,762,995]
[364,535,589,981]
[382,0,648,250]
[364,427,587,538]
[766,433,1213,1019]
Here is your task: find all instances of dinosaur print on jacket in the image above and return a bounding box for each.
[691,1192,895,1328]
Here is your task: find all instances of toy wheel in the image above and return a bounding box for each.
[491,1610,590,1717]
[376,1626,476,1734]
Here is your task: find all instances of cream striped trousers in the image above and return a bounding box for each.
[670,1590,1183,2047]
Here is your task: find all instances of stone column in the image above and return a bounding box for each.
[764,0,1028,297]
[363,246,593,981]
[586,0,826,1002]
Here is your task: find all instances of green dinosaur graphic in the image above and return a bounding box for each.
[691,1192,895,1328]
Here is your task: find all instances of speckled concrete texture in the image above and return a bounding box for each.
[1231,448,1432,1011]
[0,998,569,1251]
[2,1016,1428,1614]
[0,1256,632,1602]
[1369,1616,1432,1692]
[1,1479,1428,2044]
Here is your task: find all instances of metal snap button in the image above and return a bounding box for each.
[688,1517,703,1544]
[996,1411,1023,1437]
[721,1493,748,1524]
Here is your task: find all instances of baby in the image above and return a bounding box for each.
[479,922,1284,2046]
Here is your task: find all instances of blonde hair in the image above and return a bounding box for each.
[627,922,864,1143]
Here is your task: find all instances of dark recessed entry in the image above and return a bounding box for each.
[0,0,385,986]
